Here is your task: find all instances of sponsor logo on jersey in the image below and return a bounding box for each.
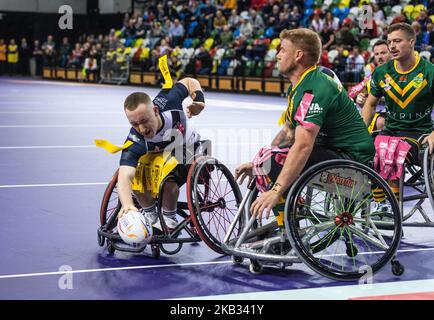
[307,103,323,114]
[398,76,407,82]
[412,75,424,88]
[153,96,168,110]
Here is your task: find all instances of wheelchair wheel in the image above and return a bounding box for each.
[187,156,243,254]
[423,148,434,211]
[285,160,402,281]
[100,170,121,230]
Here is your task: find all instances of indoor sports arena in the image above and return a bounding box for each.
[1,0,434,302]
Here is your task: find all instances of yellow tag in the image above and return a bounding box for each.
[94,139,133,154]
[368,113,380,133]
[278,110,286,126]
[159,55,173,89]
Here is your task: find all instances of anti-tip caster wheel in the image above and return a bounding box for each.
[232,256,244,265]
[249,260,263,274]
[107,240,115,254]
[151,245,160,259]
[391,260,405,276]
[98,232,105,247]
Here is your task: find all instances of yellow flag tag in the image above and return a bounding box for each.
[94,139,133,154]
[278,110,286,126]
[159,55,173,89]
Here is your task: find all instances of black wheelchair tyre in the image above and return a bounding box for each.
[285,159,402,281]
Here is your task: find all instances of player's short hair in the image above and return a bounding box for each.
[388,23,416,40]
[372,39,388,50]
[124,92,152,111]
[279,28,321,66]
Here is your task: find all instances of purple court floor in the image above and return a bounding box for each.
[1,77,434,300]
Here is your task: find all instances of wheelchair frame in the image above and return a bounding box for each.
[222,159,404,281]
[97,140,244,258]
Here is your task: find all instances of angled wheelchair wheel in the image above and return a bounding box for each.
[285,160,402,281]
[423,148,434,210]
[100,170,121,230]
[187,156,243,254]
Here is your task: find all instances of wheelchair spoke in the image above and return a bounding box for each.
[347,224,389,251]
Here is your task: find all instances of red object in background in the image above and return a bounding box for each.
[251,0,266,10]
[320,51,332,69]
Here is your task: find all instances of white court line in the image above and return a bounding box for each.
[0,145,96,149]
[0,246,433,280]
[0,261,232,280]
[0,124,127,128]
[0,182,106,188]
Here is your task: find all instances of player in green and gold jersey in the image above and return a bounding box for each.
[235,28,375,219]
[362,22,434,202]
[363,23,434,146]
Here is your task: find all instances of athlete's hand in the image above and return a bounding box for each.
[422,132,434,154]
[250,191,280,220]
[118,205,139,219]
[355,92,367,106]
[235,162,254,185]
[186,101,205,118]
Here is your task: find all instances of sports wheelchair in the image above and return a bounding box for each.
[97,140,244,258]
[223,158,405,281]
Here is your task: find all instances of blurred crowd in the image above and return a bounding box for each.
[0,0,433,84]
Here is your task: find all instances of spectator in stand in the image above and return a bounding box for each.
[336,18,358,49]
[345,46,365,82]
[266,5,280,28]
[201,0,217,33]
[7,39,19,75]
[310,10,325,33]
[196,46,212,75]
[0,39,7,75]
[214,10,227,32]
[275,12,290,35]
[169,18,185,46]
[43,45,57,68]
[372,4,386,29]
[320,23,335,50]
[239,15,253,38]
[228,8,241,30]
[158,38,170,56]
[223,0,237,16]
[334,45,347,80]
[42,35,56,55]
[252,36,268,61]
[249,8,265,31]
[167,1,180,20]
[19,38,30,75]
[83,54,98,81]
[417,10,431,32]
[288,6,302,30]
[220,25,234,46]
[262,0,277,19]
[33,40,43,76]
[149,21,164,49]
[412,21,425,52]
[324,11,340,31]
[68,43,83,68]
[426,23,434,53]
[135,16,146,38]
[162,19,172,38]
[59,37,71,68]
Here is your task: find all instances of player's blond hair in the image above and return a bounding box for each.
[279,28,322,66]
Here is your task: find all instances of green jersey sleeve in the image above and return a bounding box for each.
[369,68,383,98]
